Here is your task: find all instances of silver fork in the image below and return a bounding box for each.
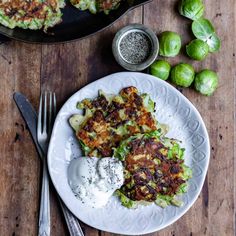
[37,91,56,236]
[37,92,85,236]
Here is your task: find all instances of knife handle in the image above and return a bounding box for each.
[59,198,85,236]
[38,157,50,236]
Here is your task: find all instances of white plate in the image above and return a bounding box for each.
[48,72,210,235]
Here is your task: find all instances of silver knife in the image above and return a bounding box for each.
[13,92,85,236]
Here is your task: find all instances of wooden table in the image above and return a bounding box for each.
[0,0,235,235]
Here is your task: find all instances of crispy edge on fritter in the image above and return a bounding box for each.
[76,87,159,157]
[119,134,186,202]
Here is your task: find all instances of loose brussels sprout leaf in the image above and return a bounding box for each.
[115,190,137,208]
[206,33,221,52]
[192,18,221,53]
[179,0,204,20]
[192,18,215,41]
[69,114,86,132]
[141,93,155,112]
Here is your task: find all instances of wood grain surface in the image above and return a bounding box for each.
[0,0,235,236]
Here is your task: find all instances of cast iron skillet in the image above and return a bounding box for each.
[0,0,151,43]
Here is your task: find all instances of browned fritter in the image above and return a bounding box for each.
[76,86,160,157]
[1,1,43,18]
[0,0,63,30]
[120,135,185,202]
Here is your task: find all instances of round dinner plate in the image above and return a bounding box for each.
[48,72,210,235]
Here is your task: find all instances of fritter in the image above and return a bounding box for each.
[114,131,192,208]
[70,86,167,157]
[0,0,65,31]
[70,0,122,14]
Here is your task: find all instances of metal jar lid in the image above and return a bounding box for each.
[112,24,159,71]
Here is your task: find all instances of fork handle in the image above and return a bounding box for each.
[38,157,50,236]
[59,198,85,236]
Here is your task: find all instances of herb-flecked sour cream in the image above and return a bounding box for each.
[68,157,124,208]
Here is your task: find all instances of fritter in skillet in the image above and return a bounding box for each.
[70,0,122,14]
[0,0,65,31]
[70,86,168,157]
[114,131,192,208]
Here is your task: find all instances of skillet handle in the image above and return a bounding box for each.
[0,34,10,44]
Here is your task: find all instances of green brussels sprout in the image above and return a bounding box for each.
[159,31,182,57]
[149,60,171,80]
[179,0,204,20]
[194,69,218,96]
[170,63,195,87]
[186,39,209,60]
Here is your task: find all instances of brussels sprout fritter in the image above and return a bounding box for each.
[114,132,192,207]
[0,0,65,31]
[70,87,167,158]
[70,0,122,14]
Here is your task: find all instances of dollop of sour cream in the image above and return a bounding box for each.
[68,157,124,208]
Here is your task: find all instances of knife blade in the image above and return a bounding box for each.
[13,92,84,236]
[13,92,43,158]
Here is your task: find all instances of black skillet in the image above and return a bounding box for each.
[0,0,151,43]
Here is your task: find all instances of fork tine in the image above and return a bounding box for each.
[37,93,43,137]
[53,92,56,119]
[48,92,52,134]
[43,92,47,134]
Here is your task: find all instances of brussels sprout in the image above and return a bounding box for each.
[170,63,195,87]
[149,60,171,80]
[186,39,209,60]
[194,69,218,96]
[159,31,182,57]
[179,0,204,20]
[192,18,221,52]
